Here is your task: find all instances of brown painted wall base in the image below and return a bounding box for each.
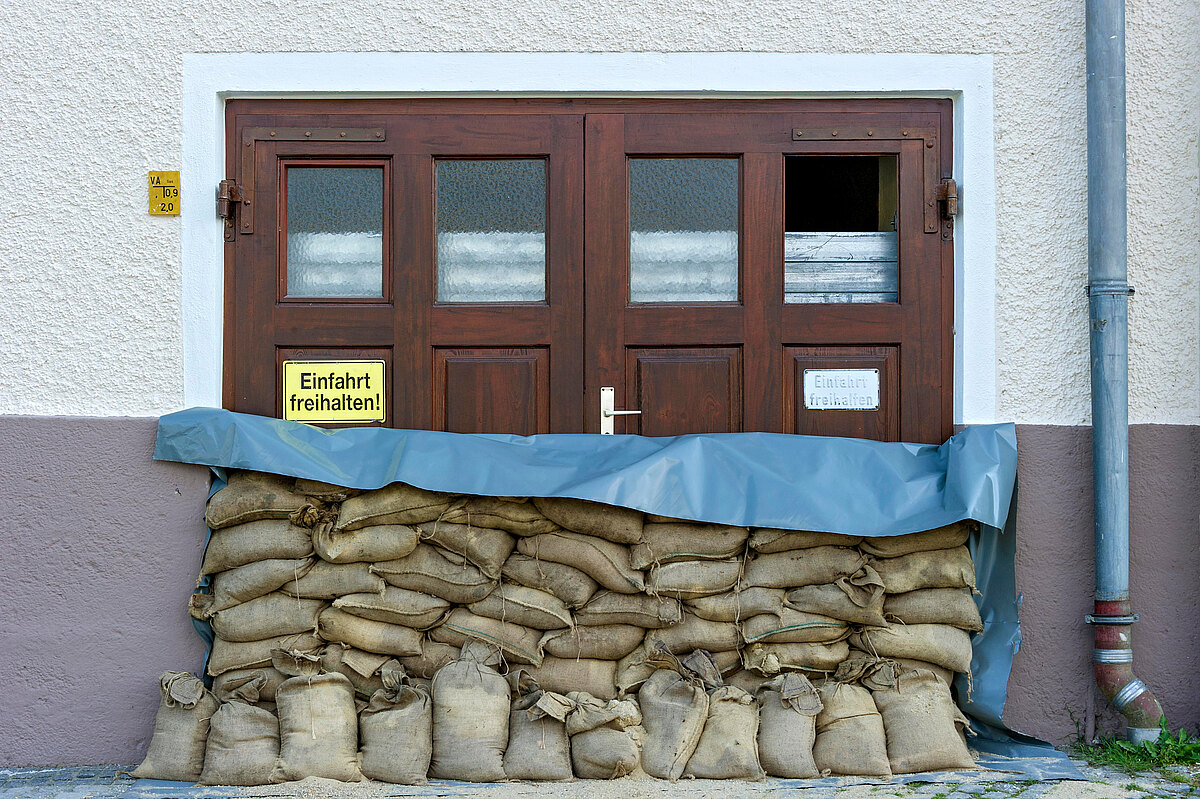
[1003,424,1200,745]
[0,417,1196,765]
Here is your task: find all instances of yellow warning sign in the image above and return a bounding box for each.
[282,360,386,424]
[149,171,180,215]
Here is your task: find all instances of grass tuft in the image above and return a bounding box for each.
[1071,720,1200,788]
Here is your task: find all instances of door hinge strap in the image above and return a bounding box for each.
[937,178,959,219]
[217,179,245,242]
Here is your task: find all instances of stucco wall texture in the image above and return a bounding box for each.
[0,418,1196,766]
[0,0,1197,424]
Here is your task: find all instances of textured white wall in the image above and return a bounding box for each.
[0,0,1196,423]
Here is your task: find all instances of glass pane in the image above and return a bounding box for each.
[629,158,739,303]
[784,156,899,304]
[286,167,384,298]
[437,160,546,303]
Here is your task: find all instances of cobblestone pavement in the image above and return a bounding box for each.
[2,763,1198,799]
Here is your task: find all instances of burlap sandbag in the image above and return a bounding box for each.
[212,667,287,702]
[335,482,455,531]
[872,669,975,773]
[850,623,974,674]
[314,523,420,564]
[518,532,644,593]
[647,559,741,599]
[430,657,510,782]
[874,545,976,594]
[524,657,619,700]
[859,521,975,558]
[207,633,322,676]
[631,522,749,569]
[784,564,887,626]
[683,685,765,779]
[725,669,771,694]
[318,607,424,657]
[532,496,643,544]
[883,587,983,631]
[209,593,324,643]
[440,495,560,536]
[744,546,865,589]
[566,692,642,779]
[359,663,433,784]
[686,587,785,622]
[131,671,219,781]
[294,478,359,502]
[503,686,574,780]
[333,586,449,630]
[502,554,598,609]
[200,520,314,575]
[469,582,573,630]
[644,612,742,654]
[639,666,709,780]
[615,644,656,694]
[431,608,544,666]
[416,520,515,579]
[755,673,822,778]
[198,673,279,786]
[742,640,850,676]
[321,645,392,700]
[540,624,644,660]
[280,561,385,599]
[206,472,310,530]
[371,544,498,604]
[197,558,315,616]
[844,648,955,687]
[575,590,681,628]
[813,682,891,777]
[740,608,849,645]
[399,639,461,679]
[272,671,363,782]
[748,528,863,553]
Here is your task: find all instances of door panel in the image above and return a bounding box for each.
[783,345,900,440]
[433,348,549,435]
[626,348,743,436]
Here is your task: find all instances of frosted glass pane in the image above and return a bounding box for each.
[286,167,384,298]
[630,158,739,303]
[437,160,546,303]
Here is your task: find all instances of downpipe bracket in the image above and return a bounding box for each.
[1086,613,1140,625]
[1086,280,1136,297]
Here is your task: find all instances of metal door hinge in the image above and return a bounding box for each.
[217,180,245,241]
[937,178,959,219]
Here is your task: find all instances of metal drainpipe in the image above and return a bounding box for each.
[1085,0,1165,744]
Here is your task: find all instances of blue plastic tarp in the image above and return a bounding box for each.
[153,407,1080,781]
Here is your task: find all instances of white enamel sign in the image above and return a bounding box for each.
[803,369,880,411]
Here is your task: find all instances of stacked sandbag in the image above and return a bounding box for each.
[358,660,432,784]
[132,671,219,781]
[503,671,574,781]
[270,650,363,782]
[199,672,279,786]
[170,470,986,784]
[565,691,643,779]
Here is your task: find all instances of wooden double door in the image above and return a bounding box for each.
[224,99,954,442]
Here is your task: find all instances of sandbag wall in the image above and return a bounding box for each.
[139,470,984,784]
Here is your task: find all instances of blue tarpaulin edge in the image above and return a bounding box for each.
[153,407,1080,780]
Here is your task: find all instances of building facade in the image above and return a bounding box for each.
[0,0,1197,765]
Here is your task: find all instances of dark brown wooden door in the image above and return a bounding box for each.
[225,99,953,443]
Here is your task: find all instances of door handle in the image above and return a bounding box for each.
[600,386,641,435]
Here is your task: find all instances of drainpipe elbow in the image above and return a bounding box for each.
[1091,600,1165,743]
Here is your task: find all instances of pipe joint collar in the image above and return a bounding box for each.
[1094,648,1134,664]
[1112,679,1149,711]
